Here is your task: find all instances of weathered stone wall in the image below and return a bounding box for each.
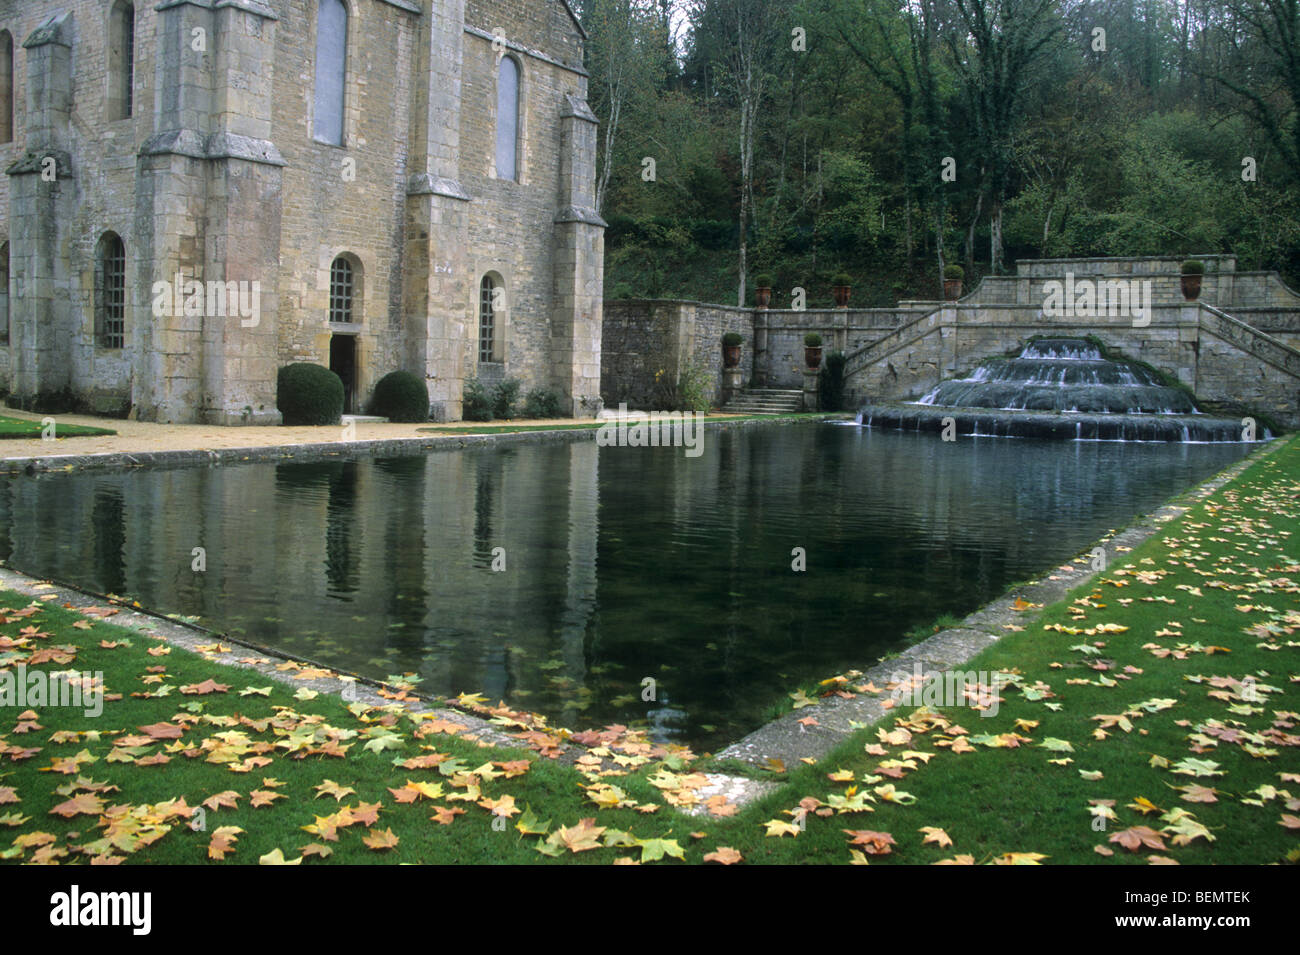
[0,0,603,423]
[0,1,159,414]
[271,0,418,407]
[600,300,910,406]
[602,256,1300,425]
[844,302,1300,428]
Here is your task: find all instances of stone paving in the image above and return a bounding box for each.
[0,407,784,473]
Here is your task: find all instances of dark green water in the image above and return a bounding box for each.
[0,424,1249,750]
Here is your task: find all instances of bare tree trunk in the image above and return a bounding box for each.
[990,199,1003,274]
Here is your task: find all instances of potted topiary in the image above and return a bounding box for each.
[722,331,744,368]
[943,264,964,301]
[1181,259,1204,301]
[804,331,823,369]
[831,273,852,308]
[754,274,774,309]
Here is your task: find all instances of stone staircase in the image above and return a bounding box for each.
[722,388,804,415]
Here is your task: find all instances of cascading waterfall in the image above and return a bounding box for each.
[859,338,1268,443]
[917,338,1196,414]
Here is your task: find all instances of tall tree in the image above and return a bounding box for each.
[582,0,665,215]
[692,0,784,304]
[943,0,1062,273]
[1213,0,1300,180]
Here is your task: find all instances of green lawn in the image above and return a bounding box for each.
[0,415,116,440]
[1,436,1296,864]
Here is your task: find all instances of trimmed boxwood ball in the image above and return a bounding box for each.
[369,370,429,423]
[277,363,344,426]
[944,264,965,280]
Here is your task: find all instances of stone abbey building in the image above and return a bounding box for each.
[0,0,605,423]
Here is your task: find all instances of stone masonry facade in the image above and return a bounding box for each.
[0,0,604,424]
[602,255,1300,428]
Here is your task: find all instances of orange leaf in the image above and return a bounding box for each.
[703,846,743,865]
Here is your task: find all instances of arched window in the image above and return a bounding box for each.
[96,233,126,349]
[0,32,13,144]
[107,2,135,121]
[0,242,9,345]
[314,0,348,146]
[495,56,520,181]
[329,255,356,324]
[479,275,501,363]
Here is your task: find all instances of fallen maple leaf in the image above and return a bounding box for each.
[843,829,895,855]
[362,828,400,850]
[314,780,356,802]
[258,848,302,866]
[49,793,104,818]
[180,679,229,695]
[703,846,743,865]
[1109,826,1167,853]
[207,826,243,861]
[137,722,184,740]
[919,826,953,848]
[548,818,606,853]
[202,791,241,812]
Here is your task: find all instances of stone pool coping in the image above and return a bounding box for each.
[714,433,1291,771]
[0,412,849,474]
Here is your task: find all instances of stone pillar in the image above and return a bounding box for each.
[199,0,285,425]
[552,94,606,418]
[405,0,472,421]
[802,367,819,411]
[6,12,75,405]
[752,310,768,387]
[136,0,284,424]
[723,366,742,404]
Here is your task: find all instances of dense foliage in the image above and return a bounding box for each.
[523,387,567,419]
[818,350,848,410]
[369,371,430,423]
[277,363,344,426]
[578,1,1300,306]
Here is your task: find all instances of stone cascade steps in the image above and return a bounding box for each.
[723,388,804,415]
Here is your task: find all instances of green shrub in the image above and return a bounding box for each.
[678,362,713,414]
[832,272,853,287]
[463,378,494,421]
[804,331,823,347]
[369,370,429,423]
[523,387,565,419]
[653,360,713,413]
[1181,259,1205,274]
[754,273,774,288]
[492,378,522,420]
[818,351,847,411]
[277,363,344,426]
[722,331,743,347]
[944,264,965,280]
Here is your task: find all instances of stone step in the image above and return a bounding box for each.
[723,388,805,415]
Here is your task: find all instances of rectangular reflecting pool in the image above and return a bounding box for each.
[1,423,1251,750]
